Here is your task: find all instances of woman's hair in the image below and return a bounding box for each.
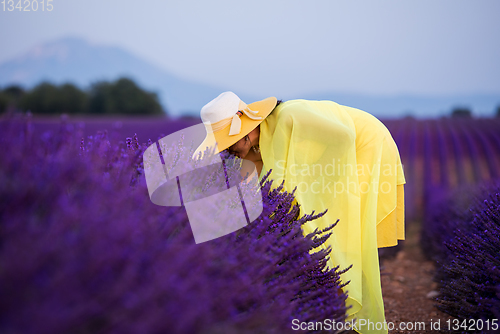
[268,99,283,116]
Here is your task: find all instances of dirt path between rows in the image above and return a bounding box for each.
[380,222,455,334]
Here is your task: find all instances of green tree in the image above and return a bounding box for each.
[87,81,111,115]
[451,107,472,118]
[0,85,25,113]
[20,82,87,114]
[20,82,59,114]
[14,78,163,115]
[88,77,163,115]
[58,83,88,114]
[0,91,9,113]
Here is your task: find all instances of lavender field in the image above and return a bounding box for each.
[1,112,500,333]
[0,112,349,334]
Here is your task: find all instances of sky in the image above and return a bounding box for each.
[1,0,499,100]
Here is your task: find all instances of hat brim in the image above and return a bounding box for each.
[194,96,278,158]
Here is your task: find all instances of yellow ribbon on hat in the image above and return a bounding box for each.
[209,101,263,135]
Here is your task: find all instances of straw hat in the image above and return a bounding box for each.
[194,92,277,158]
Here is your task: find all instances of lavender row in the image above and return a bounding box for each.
[0,112,349,334]
[425,181,500,332]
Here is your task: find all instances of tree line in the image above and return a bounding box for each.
[0,77,165,115]
[1,78,499,117]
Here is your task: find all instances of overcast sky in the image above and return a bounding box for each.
[1,0,499,99]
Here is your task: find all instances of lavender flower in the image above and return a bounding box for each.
[433,182,500,332]
[0,112,348,334]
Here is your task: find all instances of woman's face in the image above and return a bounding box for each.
[227,136,251,159]
[226,127,260,159]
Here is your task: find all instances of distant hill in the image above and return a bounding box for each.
[0,37,243,117]
[1,36,499,118]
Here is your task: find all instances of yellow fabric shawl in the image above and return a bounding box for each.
[258,99,405,334]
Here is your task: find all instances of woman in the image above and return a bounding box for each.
[195,92,406,334]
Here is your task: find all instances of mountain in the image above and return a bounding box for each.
[0,36,248,117]
[1,36,499,118]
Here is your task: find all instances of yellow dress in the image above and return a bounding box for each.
[258,100,405,334]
